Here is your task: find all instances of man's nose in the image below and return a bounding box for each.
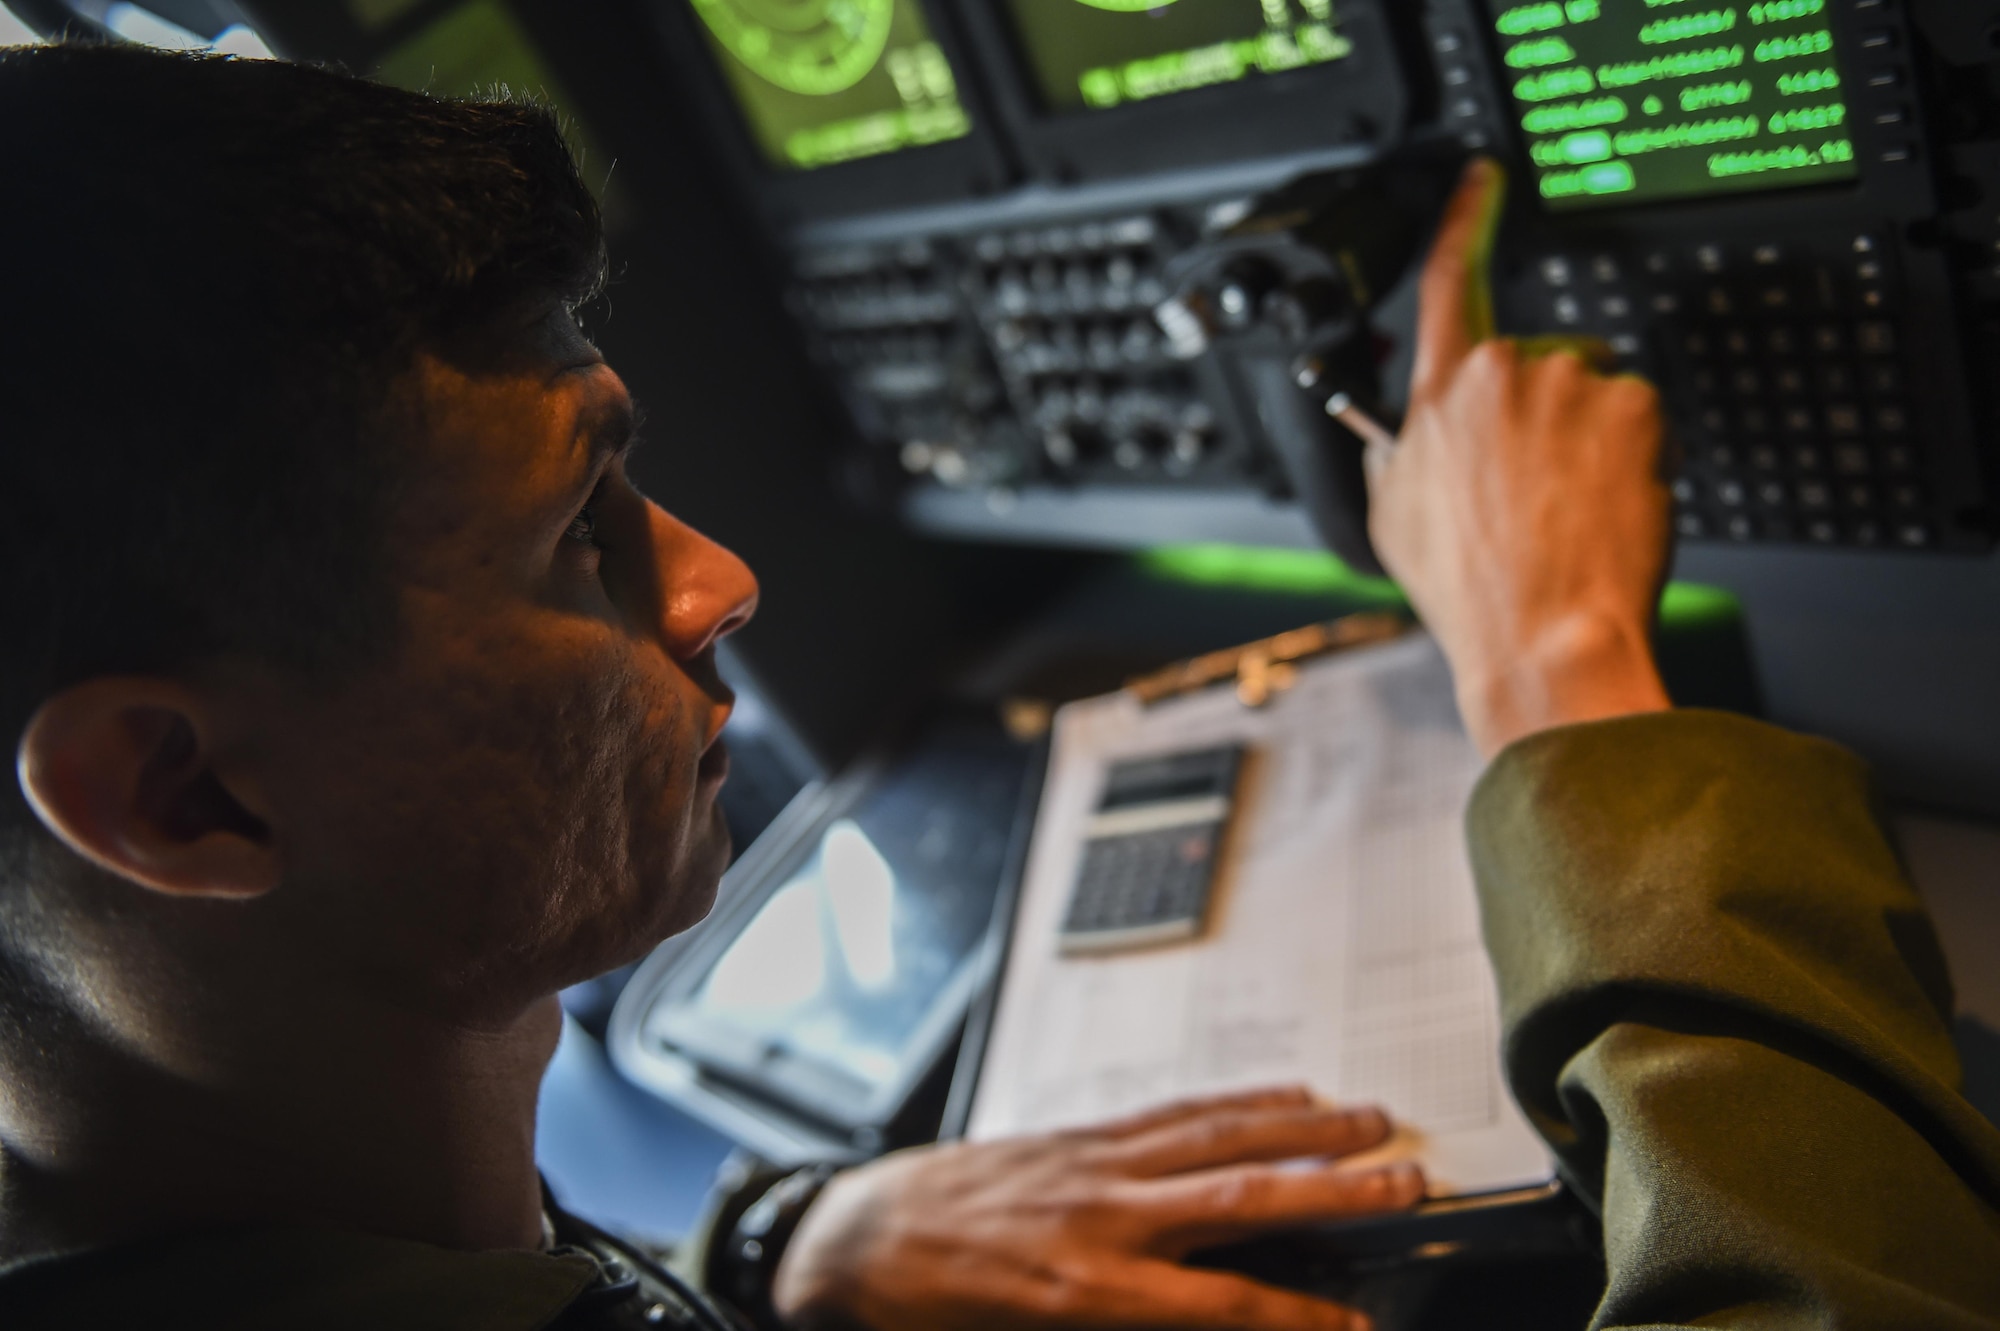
[644,502,759,662]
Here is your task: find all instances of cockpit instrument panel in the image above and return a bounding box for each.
[1003,0,1360,115]
[1487,0,1862,209]
[690,0,971,170]
[655,0,1997,557]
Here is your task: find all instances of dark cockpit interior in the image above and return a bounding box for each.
[4,2,1998,1325]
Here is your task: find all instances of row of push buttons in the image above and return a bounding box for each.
[1524,231,1940,550]
[974,214,1170,331]
[798,239,959,332]
[794,243,1018,493]
[1426,18,1497,151]
[1539,236,1898,334]
[1677,510,1934,549]
[1847,0,1926,167]
[969,212,1223,479]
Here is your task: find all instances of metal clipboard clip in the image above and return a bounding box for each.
[1123,611,1410,709]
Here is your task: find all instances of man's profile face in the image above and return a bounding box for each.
[241,308,758,1023]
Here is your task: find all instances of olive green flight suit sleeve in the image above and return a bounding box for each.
[1467,710,2000,1329]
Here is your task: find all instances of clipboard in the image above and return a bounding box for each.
[941,615,1585,1259]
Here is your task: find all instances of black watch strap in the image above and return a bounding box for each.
[719,1163,841,1330]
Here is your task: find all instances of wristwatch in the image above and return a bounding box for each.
[717,1163,842,1330]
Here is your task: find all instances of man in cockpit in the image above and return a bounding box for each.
[1,41,1993,1331]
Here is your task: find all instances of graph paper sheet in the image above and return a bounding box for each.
[966,632,1553,1198]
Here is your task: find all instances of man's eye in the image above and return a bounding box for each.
[564,505,600,547]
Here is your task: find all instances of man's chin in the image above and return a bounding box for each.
[656,801,733,939]
[574,782,733,981]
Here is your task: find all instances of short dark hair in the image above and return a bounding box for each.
[0,43,606,852]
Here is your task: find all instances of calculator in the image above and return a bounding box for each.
[1058,745,1245,955]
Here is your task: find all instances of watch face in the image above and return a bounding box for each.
[690,0,897,95]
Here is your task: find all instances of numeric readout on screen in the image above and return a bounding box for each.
[1486,0,1859,210]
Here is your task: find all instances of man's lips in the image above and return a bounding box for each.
[701,690,735,750]
[695,672,735,789]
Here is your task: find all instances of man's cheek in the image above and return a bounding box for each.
[557,664,687,908]
[398,645,643,951]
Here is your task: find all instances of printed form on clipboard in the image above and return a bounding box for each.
[966,629,1555,1199]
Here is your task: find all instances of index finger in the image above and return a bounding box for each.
[1096,1103,1393,1177]
[1409,157,1508,405]
[1132,1161,1427,1254]
[1078,1087,1317,1141]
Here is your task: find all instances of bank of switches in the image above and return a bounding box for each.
[1509,227,1955,550]
[794,209,1980,553]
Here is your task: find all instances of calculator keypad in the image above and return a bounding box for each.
[1062,821,1224,943]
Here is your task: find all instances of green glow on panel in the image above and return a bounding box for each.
[1141,544,1407,604]
[1657,580,1743,628]
[685,0,971,170]
[691,0,894,96]
[1486,0,1857,210]
[1006,0,1357,113]
[1141,544,1743,630]
[1073,23,1352,109]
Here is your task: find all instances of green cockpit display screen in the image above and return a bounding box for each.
[1486,0,1858,210]
[688,0,971,171]
[1003,0,1357,114]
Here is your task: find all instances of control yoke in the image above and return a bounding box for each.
[1156,157,1464,575]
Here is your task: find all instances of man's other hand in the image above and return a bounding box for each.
[771,1087,1421,1331]
[1368,158,1674,758]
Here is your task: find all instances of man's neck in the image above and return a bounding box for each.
[0,990,562,1262]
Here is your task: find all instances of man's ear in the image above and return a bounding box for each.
[15,678,280,900]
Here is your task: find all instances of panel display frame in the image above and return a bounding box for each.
[613,719,1039,1145]
[1472,0,1947,250]
[649,0,1014,225]
[1472,0,1986,555]
[1483,0,1865,213]
[950,0,1419,184]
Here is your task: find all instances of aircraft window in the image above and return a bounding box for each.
[2,3,274,55]
[0,4,40,42]
[97,3,273,56]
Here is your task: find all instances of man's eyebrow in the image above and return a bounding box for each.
[579,398,646,467]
